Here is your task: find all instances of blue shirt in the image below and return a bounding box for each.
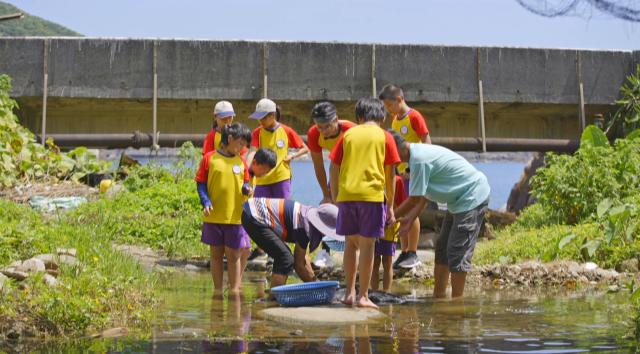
[408,144,490,213]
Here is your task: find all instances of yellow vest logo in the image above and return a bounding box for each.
[232,165,242,174]
[276,139,285,148]
[400,125,409,135]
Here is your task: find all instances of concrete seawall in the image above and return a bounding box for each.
[1,37,638,148]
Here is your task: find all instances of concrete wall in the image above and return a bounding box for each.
[1,38,638,141]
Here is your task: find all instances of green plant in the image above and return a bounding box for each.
[531,128,640,224]
[607,64,640,138]
[0,74,108,188]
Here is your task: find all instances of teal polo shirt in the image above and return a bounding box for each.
[408,143,490,214]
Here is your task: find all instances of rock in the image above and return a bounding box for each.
[34,254,60,270]
[183,264,201,272]
[584,262,598,271]
[46,269,60,278]
[607,285,620,293]
[57,255,78,266]
[260,306,385,325]
[290,329,303,336]
[43,274,58,287]
[17,258,46,274]
[1,268,29,281]
[18,283,29,291]
[99,327,129,338]
[56,248,77,257]
[618,258,639,273]
[9,260,22,268]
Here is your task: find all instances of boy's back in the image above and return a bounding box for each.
[331,124,398,203]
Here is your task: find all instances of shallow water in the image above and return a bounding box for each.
[44,271,634,353]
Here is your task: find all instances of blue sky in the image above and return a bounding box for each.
[7,0,639,50]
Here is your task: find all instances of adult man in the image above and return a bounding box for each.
[392,131,490,299]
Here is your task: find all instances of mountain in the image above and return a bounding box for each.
[0,2,81,37]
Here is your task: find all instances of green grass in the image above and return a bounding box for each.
[0,199,156,340]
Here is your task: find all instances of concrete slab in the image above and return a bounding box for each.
[259,306,386,325]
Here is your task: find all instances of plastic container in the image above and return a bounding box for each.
[271,281,339,307]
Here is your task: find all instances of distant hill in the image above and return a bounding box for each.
[0,1,81,37]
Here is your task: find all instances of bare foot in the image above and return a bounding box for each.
[342,293,355,306]
[357,296,379,309]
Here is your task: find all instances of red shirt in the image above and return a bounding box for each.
[307,120,356,153]
[394,175,408,207]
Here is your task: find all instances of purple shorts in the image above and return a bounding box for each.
[336,201,387,238]
[254,179,292,199]
[375,239,396,257]
[202,223,251,249]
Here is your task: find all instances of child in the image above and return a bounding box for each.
[246,98,309,261]
[203,100,248,156]
[247,98,309,199]
[307,101,356,268]
[242,199,338,288]
[372,173,408,292]
[379,84,430,270]
[195,122,253,293]
[329,97,400,309]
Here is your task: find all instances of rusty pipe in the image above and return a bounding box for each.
[38,133,579,152]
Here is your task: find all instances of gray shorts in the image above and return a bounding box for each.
[435,200,488,273]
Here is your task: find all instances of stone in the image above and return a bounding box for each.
[17,258,46,274]
[57,255,78,266]
[56,248,77,257]
[291,329,303,336]
[183,264,201,272]
[584,262,598,271]
[618,258,639,273]
[1,268,29,281]
[46,269,60,278]
[259,306,386,325]
[43,274,58,287]
[34,254,60,270]
[99,327,129,338]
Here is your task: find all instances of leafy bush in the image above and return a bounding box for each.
[0,74,109,188]
[530,129,640,224]
[607,64,640,138]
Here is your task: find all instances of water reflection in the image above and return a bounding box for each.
[40,271,633,353]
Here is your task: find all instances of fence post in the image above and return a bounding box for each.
[41,39,49,145]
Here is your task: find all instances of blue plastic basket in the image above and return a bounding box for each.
[323,239,345,252]
[271,281,339,307]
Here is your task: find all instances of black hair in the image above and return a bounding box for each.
[355,97,386,122]
[311,101,338,123]
[378,84,404,100]
[275,105,282,122]
[388,129,408,151]
[253,148,277,168]
[221,122,252,146]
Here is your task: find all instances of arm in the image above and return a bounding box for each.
[384,165,396,224]
[421,133,431,144]
[397,196,428,236]
[310,151,332,203]
[196,182,213,216]
[284,143,309,163]
[294,243,317,282]
[330,162,340,203]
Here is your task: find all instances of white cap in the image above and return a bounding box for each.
[249,98,277,119]
[213,101,235,118]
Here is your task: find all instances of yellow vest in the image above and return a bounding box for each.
[203,152,246,224]
[336,125,387,203]
[256,126,292,186]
